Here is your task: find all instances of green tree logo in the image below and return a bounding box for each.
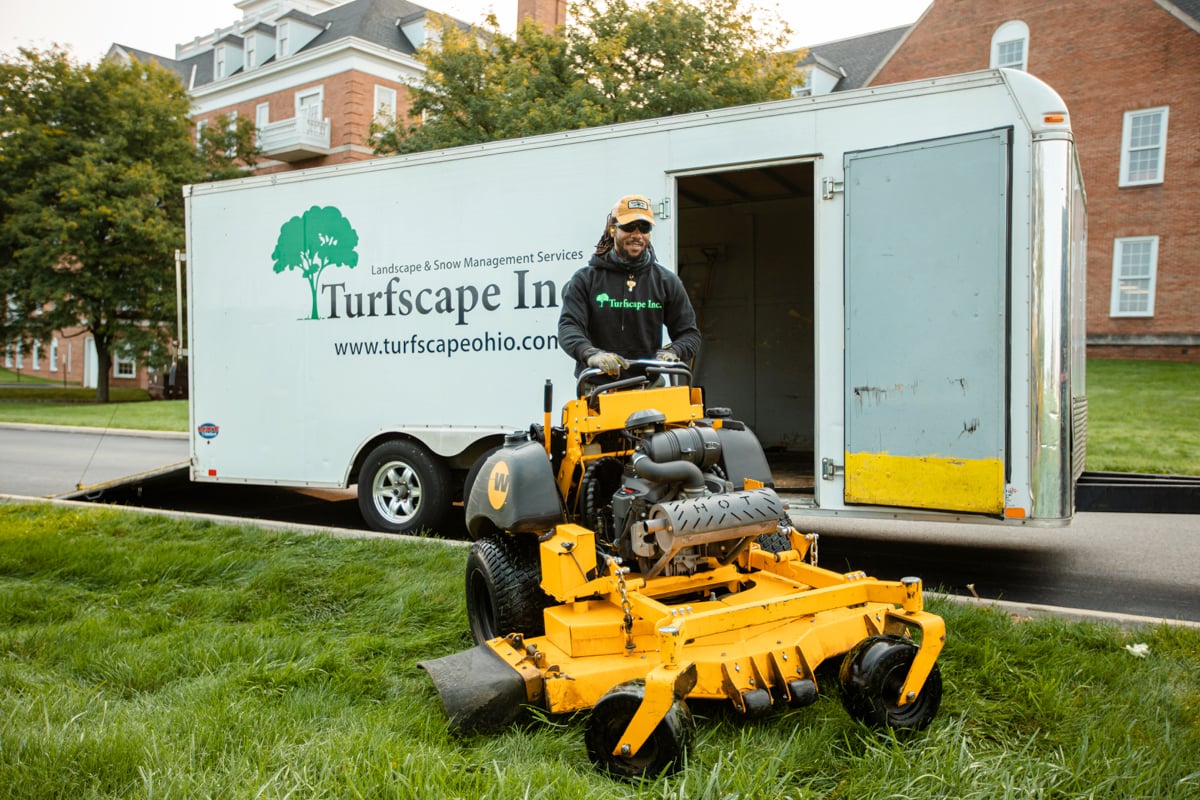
[271,206,360,319]
[595,292,612,308]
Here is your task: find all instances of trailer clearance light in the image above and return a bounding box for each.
[1004,506,1027,520]
[1043,113,1066,124]
[208,469,217,477]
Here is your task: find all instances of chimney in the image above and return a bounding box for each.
[517,0,568,35]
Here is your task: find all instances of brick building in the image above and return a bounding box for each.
[868,0,1200,361]
[2,327,140,390]
[108,0,456,176]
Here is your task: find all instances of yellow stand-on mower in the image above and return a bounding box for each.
[421,361,945,779]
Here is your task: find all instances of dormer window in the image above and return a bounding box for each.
[990,21,1029,71]
[278,21,290,58]
[215,45,227,79]
[246,39,256,70]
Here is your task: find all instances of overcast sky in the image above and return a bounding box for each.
[5,1,931,62]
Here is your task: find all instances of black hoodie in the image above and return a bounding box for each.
[558,249,701,374]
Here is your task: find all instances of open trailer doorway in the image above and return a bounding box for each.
[674,160,817,495]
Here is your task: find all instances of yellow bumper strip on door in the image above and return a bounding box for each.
[844,451,1004,514]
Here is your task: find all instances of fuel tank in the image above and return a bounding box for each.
[466,431,564,538]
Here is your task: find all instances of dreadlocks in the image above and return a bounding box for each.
[594,213,616,256]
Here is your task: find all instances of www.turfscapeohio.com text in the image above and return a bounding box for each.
[333,331,559,359]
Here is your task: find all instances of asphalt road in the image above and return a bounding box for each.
[0,425,189,497]
[3,424,1198,625]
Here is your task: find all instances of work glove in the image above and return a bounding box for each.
[655,348,681,363]
[586,350,629,376]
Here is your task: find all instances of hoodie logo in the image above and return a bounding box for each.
[595,292,661,311]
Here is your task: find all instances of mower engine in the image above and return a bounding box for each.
[604,409,787,577]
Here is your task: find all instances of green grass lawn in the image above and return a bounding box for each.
[1,503,1197,799]
[0,366,186,430]
[0,398,187,431]
[1085,359,1200,475]
[0,367,55,385]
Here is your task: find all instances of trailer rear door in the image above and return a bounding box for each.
[843,129,1010,515]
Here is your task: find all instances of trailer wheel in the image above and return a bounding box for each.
[585,680,693,780]
[358,440,449,534]
[839,635,942,731]
[465,534,551,644]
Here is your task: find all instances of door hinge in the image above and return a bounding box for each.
[656,197,671,220]
[821,177,844,200]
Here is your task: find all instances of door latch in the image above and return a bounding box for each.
[821,458,844,481]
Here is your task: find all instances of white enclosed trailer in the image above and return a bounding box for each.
[185,68,1087,533]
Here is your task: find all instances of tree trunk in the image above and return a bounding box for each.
[94,339,111,403]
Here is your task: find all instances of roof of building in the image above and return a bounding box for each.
[303,0,431,54]
[800,25,911,92]
[108,0,454,90]
[1164,0,1200,25]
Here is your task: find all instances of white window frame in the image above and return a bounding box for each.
[114,351,137,379]
[990,21,1029,71]
[215,45,227,80]
[277,21,290,58]
[1119,106,1168,187]
[296,87,324,124]
[374,85,397,124]
[50,337,58,372]
[256,102,270,129]
[1110,236,1159,318]
[196,118,208,149]
[226,111,238,157]
[246,38,257,70]
[31,341,40,370]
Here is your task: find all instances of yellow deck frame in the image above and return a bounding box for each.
[484,524,945,758]
[459,375,946,765]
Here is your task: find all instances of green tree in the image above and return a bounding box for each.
[0,47,259,401]
[271,206,360,320]
[373,0,801,155]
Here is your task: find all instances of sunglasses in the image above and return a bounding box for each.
[617,220,653,234]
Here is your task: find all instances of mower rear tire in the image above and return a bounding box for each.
[466,534,552,644]
[585,680,693,780]
[839,634,942,731]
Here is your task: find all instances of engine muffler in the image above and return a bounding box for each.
[633,488,786,577]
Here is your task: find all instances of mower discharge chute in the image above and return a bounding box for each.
[420,362,945,779]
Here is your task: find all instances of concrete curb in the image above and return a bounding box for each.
[0,493,459,548]
[2,493,1197,629]
[0,422,187,440]
[930,593,1200,630]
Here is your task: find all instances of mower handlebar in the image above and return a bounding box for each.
[576,359,693,399]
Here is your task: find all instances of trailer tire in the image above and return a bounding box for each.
[358,440,450,534]
[585,680,693,780]
[839,635,942,732]
[465,534,552,645]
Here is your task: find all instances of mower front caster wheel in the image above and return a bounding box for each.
[584,680,694,780]
[839,634,942,731]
